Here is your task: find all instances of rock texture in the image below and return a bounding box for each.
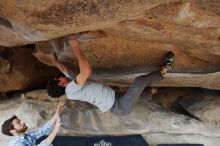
[1,1,220,145]
[0,46,59,92]
[1,0,220,91]
[94,71,220,90]
[0,0,172,46]
[32,35,220,90]
[1,92,220,146]
[180,91,220,123]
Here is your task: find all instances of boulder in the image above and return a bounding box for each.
[1,92,220,146]
[31,31,220,90]
[22,89,66,101]
[0,0,171,46]
[1,1,220,145]
[180,91,220,123]
[1,1,220,91]
[0,46,59,92]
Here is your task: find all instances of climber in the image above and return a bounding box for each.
[46,35,175,116]
[1,101,65,146]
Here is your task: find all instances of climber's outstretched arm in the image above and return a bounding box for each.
[68,35,92,86]
[51,53,70,76]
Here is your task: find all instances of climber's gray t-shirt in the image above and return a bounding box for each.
[64,73,115,112]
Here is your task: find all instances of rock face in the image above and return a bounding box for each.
[0,0,220,70]
[1,0,220,91]
[180,91,220,123]
[0,46,59,92]
[1,1,220,51]
[1,1,220,145]
[0,0,171,46]
[1,92,220,146]
[32,34,220,90]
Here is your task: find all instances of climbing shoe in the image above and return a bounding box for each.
[163,51,175,71]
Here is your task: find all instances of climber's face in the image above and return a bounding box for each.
[55,76,68,87]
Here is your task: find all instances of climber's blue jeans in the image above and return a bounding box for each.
[110,71,164,116]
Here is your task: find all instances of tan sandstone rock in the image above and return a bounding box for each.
[0,46,59,92]
[1,1,220,91]
[1,94,220,146]
[180,91,220,123]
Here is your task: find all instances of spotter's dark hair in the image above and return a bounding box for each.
[1,115,17,136]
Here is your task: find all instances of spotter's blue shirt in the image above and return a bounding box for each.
[9,121,54,146]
